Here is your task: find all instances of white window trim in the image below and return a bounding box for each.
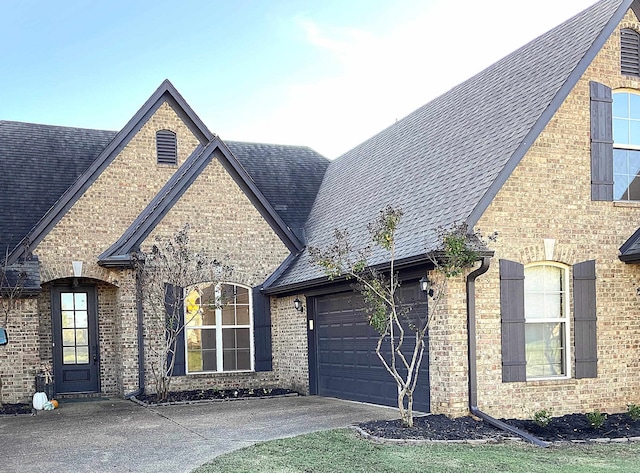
[524,262,571,381]
[613,90,640,202]
[184,282,254,374]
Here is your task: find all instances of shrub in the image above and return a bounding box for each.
[627,404,640,422]
[533,409,553,428]
[586,410,607,429]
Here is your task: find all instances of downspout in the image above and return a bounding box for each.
[466,256,548,447]
[124,270,145,399]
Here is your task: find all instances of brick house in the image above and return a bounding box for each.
[2,0,640,421]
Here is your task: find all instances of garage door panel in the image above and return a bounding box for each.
[314,291,429,412]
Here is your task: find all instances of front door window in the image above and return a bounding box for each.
[61,292,90,364]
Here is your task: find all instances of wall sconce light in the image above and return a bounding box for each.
[293,297,304,312]
[420,276,434,297]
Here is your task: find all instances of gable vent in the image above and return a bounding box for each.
[621,28,640,77]
[156,129,177,165]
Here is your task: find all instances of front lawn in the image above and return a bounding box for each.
[193,429,640,473]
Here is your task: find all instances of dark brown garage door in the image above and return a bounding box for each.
[311,287,430,412]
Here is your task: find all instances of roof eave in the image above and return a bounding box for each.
[97,254,134,268]
[619,253,640,263]
[263,250,494,295]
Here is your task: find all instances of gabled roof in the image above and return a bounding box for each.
[227,141,330,242]
[0,121,116,256]
[2,80,329,266]
[267,0,633,292]
[619,227,640,262]
[4,79,215,265]
[99,138,313,265]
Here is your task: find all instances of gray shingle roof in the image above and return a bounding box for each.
[1,256,41,295]
[270,0,630,290]
[0,121,116,255]
[227,141,330,242]
[1,109,328,265]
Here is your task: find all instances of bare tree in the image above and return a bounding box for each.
[133,225,230,402]
[310,206,479,427]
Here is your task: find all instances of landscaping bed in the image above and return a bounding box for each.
[359,412,640,443]
[134,387,298,405]
[0,403,32,416]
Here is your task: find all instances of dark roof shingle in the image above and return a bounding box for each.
[227,141,330,242]
[0,121,116,255]
[271,0,629,289]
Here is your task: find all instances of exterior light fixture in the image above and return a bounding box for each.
[420,276,434,297]
[293,297,304,312]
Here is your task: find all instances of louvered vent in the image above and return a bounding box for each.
[156,129,177,165]
[621,28,640,77]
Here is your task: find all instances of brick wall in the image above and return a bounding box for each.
[22,99,301,400]
[0,299,40,403]
[427,275,471,417]
[468,8,640,419]
[271,295,309,394]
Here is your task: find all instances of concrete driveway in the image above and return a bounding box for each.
[0,396,397,472]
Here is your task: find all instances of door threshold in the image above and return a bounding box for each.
[56,392,105,400]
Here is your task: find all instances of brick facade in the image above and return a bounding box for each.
[6,6,640,418]
[467,8,640,419]
[2,101,304,403]
[0,299,39,404]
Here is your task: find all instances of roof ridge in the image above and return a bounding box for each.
[0,119,116,134]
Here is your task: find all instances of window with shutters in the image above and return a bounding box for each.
[621,28,640,77]
[184,282,253,373]
[156,129,177,165]
[501,259,597,383]
[612,91,640,200]
[524,263,570,379]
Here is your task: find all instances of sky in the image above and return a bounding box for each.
[1,0,598,159]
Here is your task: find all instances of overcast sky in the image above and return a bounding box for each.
[1,0,597,158]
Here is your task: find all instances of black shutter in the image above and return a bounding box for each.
[573,260,597,379]
[621,28,640,77]
[165,283,186,376]
[500,259,526,382]
[253,287,272,371]
[590,81,614,201]
[156,130,177,165]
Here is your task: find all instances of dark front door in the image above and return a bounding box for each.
[51,285,100,394]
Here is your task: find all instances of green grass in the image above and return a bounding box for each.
[193,429,640,473]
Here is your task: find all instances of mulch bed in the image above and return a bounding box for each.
[359,413,640,443]
[0,403,33,416]
[135,387,298,405]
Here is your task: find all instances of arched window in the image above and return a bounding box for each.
[524,262,570,379]
[612,91,640,201]
[184,282,253,373]
[156,129,177,165]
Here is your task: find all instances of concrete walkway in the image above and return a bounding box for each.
[0,396,397,472]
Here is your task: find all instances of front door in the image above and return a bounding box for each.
[51,285,100,394]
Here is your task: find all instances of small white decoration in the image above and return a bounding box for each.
[544,239,555,261]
